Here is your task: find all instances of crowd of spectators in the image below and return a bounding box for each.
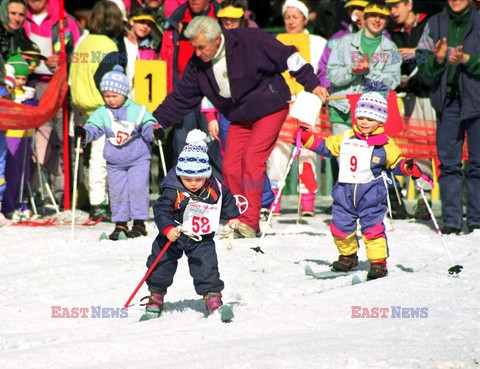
[1,0,479,235]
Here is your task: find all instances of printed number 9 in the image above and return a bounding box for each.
[350,155,357,172]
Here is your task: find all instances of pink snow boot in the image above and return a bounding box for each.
[301,193,315,216]
[204,292,223,314]
[139,288,166,321]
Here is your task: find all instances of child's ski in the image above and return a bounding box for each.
[138,305,234,323]
[304,264,357,280]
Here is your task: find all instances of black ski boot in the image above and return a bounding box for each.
[367,261,388,281]
[128,220,147,238]
[331,253,358,272]
[109,222,129,240]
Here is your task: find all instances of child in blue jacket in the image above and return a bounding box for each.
[297,83,430,280]
[141,129,240,320]
[74,65,159,240]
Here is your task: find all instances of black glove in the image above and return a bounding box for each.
[74,125,86,140]
[153,127,164,142]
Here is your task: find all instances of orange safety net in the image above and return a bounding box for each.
[278,108,469,160]
[0,61,68,130]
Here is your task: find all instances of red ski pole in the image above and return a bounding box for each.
[124,237,175,308]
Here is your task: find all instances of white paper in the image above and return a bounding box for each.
[289,91,322,127]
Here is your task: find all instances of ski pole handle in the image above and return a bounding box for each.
[124,235,175,308]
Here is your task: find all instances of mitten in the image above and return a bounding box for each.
[293,128,322,150]
[153,127,164,142]
[402,158,423,180]
[74,125,86,140]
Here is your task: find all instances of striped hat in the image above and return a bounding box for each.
[100,65,130,96]
[176,129,212,178]
[355,81,389,123]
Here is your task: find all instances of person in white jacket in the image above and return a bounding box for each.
[267,0,327,217]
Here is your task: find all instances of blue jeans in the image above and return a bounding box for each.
[436,98,480,228]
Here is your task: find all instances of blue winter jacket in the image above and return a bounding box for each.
[84,99,157,165]
[153,168,240,240]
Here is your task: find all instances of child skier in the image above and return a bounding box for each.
[74,65,158,240]
[3,53,38,221]
[296,82,430,280]
[141,129,240,321]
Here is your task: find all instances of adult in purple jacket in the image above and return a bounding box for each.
[153,15,328,237]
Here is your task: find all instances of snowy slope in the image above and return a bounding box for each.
[1,197,479,369]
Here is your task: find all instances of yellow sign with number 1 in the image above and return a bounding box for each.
[133,59,167,113]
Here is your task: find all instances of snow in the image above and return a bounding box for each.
[1,196,479,369]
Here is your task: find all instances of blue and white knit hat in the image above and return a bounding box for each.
[355,81,389,124]
[100,65,129,96]
[176,129,212,178]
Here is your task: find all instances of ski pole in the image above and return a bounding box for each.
[226,224,235,250]
[416,180,463,275]
[17,133,30,215]
[124,227,180,308]
[254,130,302,254]
[71,137,81,240]
[154,124,167,178]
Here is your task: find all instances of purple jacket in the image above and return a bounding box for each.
[153,27,320,126]
[318,23,353,89]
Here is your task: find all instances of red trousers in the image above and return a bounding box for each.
[223,106,289,232]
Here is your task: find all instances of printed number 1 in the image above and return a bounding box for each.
[145,73,152,102]
[350,155,357,172]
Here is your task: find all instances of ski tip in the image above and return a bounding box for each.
[352,275,362,285]
[118,231,128,240]
[99,232,108,241]
[220,305,234,322]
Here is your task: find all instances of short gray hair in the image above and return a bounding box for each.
[184,16,222,43]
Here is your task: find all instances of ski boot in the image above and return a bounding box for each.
[109,222,129,240]
[139,289,166,321]
[204,292,234,322]
[89,201,112,222]
[301,193,315,217]
[413,198,431,220]
[367,260,388,281]
[331,253,358,272]
[128,220,147,238]
[388,188,410,219]
[235,222,257,239]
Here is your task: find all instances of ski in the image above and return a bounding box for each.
[139,311,161,322]
[11,217,58,227]
[218,305,234,322]
[11,216,102,227]
[138,305,234,323]
[304,264,358,280]
[352,274,368,285]
[81,217,103,226]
